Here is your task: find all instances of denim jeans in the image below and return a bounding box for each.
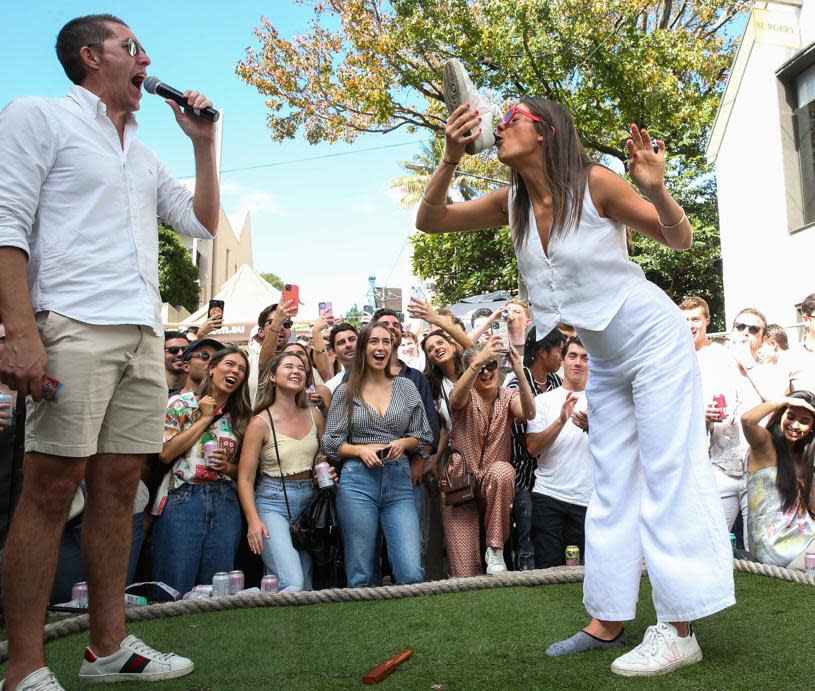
[255,476,314,591]
[151,482,241,596]
[337,458,423,587]
[513,487,535,570]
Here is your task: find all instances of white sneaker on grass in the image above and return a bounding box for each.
[442,58,496,155]
[610,622,702,677]
[485,547,507,575]
[0,667,64,691]
[78,634,194,684]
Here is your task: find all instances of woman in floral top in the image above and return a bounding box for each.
[152,347,253,595]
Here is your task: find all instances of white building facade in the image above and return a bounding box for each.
[707,0,815,340]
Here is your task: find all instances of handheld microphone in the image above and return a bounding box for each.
[143,76,220,122]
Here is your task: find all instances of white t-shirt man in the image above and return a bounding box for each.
[527,387,593,506]
[325,369,346,394]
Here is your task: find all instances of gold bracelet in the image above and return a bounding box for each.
[442,157,460,166]
[468,365,480,375]
[422,196,446,208]
[658,210,686,229]
[314,348,326,354]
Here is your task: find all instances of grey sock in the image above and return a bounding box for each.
[545,629,628,657]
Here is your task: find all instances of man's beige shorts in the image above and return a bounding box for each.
[26,311,166,458]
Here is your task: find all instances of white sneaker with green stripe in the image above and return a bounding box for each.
[78,634,194,684]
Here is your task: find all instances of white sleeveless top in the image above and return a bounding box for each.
[510,180,646,335]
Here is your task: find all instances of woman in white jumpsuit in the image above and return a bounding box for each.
[415,98,734,677]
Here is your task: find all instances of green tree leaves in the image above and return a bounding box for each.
[239,1,748,322]
[158,224,199,313]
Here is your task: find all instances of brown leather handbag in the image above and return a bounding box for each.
[438,393,494,507]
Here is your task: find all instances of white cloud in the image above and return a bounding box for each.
[220,179,279,232]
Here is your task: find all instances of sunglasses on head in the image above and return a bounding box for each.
[734,322,762,335]
[478,361,499,374]
[164,345,184,355]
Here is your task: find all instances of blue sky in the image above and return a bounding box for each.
[0,1,428,317]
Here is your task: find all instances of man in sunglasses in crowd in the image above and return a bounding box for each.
[0,13,218,689]
[680,297,748,537]
[169,338,224,399]
[164,331,191,393]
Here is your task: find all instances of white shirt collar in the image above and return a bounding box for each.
[67,84,138,128]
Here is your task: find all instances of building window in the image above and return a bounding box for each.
[795,63,815,224]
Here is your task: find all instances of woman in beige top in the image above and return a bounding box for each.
[238,352,331,591]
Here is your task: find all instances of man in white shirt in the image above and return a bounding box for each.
[0,14,218,690]
[679,297,746,532]
[780,292,815,394]
[526,337,593,569]
[324,323,359,394]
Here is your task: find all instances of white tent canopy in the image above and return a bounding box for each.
[183,264,281,326]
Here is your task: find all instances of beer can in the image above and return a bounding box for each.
[41,374,63,403]
[71,581,88,607]
[203,440,220,467]
[729,533,737,556]
[124,594,147,608]
[72,581,88,607]
[714,394,728,420]
[261,574,279,593]
[212,571,231,597]
[314,462,333,489]
[0,393,15,430]
[193,584,213,594]
[228,570,245,594]
[565,545,580,566]
[184,592,212,600]
[805,552,815,574]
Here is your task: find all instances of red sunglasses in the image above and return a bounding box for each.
[500,106,545,127]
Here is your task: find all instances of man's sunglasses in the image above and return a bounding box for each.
[264,318,293,329]
[478,361,499,374]
[499,106,551,129]
[734,323,762,335]
[189,352,211,361]
[86,37,145,57]
[164,346,184,355]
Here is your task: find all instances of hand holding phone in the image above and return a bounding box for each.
[318,301,334,324]
[282,284,299,316]
[208,299,225,321]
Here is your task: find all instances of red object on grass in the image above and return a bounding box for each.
[362,649,413,684]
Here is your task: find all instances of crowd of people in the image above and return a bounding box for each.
[1,11,814,689]
[6,291,813,601]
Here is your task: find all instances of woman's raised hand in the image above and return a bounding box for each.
[444,104,483,163]
[782,397,815,415]
[477,336,506,364]
[407,298,437,324]
[626,124,666,198]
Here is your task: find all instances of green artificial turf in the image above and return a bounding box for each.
[2,572,812,690]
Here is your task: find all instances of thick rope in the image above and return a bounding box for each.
[0,559,812,663]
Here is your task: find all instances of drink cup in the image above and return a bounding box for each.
[203,440,220,467]
[0,393,15,430]
[315,462,333,489]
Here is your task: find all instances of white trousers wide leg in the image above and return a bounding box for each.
[577,282,735,622]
